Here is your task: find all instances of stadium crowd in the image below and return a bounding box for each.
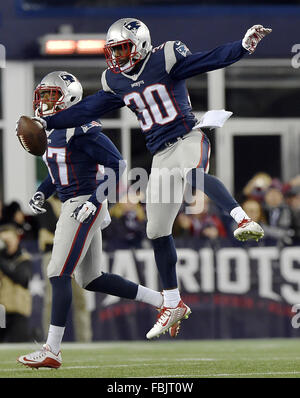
[104,172,300,249]
[0,172,299,342]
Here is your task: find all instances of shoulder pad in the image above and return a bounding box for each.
[164,41,177,74]
[164,40,191,74]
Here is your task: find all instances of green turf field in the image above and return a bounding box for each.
[0,339,300,378]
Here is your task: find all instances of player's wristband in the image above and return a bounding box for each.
[87,192,102,207]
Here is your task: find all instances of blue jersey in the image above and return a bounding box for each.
[44,40,247,155]
[37,122,124,205]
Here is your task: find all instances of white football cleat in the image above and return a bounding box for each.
[234,218,264,242]
[17,344,62,369]
[155,309,181,338]
[157,292,181,338]
[147,300,191,339]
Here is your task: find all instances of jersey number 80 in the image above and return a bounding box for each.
[123,83,178,132]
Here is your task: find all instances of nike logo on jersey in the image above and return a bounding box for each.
[70,200,79,203]
[131,80,145,88]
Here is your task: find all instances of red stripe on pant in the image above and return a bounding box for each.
[196,133,205,168]
[59,204,102,277]
[204,142,211,173]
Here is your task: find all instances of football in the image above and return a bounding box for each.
[16,116,47,156]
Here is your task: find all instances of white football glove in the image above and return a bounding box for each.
[29,191,46,214]
[31,116,47,130]
[71,201,97,223]
[242,24,272,54]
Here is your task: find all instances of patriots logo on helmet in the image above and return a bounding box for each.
[60,74,75,87]
[124,20,141,34]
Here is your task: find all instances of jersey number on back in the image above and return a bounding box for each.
[123,83,178,131]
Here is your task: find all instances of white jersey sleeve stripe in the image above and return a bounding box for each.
[66,128,75,143]
[101,70,115,94]
[164,41,177,74]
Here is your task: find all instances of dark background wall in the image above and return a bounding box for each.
[1,2,299,59]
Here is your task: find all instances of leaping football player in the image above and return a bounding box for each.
[33,20,271,339]
[17,71,180,369]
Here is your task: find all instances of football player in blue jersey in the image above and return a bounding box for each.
[30,20,271,339]
[17,71,180,369]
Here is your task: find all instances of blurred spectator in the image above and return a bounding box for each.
[1,201,25,229]
[0,224,33,342]
[282,174,300,195]
[174,193,227,240]
[263,180,291,227]
[242,172,272,202]
[37,194,92,342]
[173,210,192,238]
[104,192,146,249]
[285,185,300,244]
[0,201,38,240]
[290,175,300,187]
[241,198,266,224]
[261,180,294,245]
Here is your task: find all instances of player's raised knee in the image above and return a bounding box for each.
[146,223,168,240]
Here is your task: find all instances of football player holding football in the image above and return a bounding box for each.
[32,20,271,339]
[17,71,180,369]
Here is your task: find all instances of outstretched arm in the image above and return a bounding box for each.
[170,25,272,80]
[170,40,247,80]
[43,90,125,130]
